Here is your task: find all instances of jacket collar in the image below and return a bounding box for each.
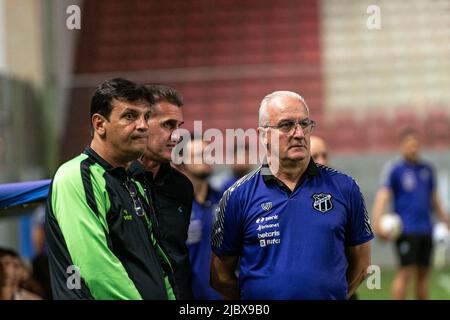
[83,146,128,176]
[261,158,319,190]
[128,160,173,185]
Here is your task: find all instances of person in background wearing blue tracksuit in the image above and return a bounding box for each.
[373,129,449,300]
[178,137,222,300]
[219,142,253,195]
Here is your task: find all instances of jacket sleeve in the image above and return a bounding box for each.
[51,164,142,300]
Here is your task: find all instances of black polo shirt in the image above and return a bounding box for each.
[129,161,194,300]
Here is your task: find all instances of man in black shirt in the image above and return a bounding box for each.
[130,85,194,299]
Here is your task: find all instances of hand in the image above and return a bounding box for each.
[444,219,450,230]
[439,215,450,229]
[375,229,392,242]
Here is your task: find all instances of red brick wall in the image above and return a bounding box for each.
[62,0,324,161]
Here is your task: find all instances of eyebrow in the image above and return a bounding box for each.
[162,118,184,125]
[120,107,150,115]
[277,117,309,123]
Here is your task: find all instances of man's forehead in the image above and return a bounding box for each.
[1,255,13,262]
[267,101,308,121]
[112,99,151,111]
[152,102,183,118]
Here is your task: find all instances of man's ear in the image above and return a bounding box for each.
[257,127,268,146]
[92,113,107,137]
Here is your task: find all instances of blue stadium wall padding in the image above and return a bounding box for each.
[0,179,51,209]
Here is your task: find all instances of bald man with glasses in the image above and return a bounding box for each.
[211,91,373,300]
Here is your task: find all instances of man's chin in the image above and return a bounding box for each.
[164,150,175,163]
[127,144,146,158]
[286,150,308,162]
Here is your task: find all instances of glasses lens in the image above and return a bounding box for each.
[134,199,144,216]
[300,120,314,134]
[279,121,295,133]
[288,120,307,134]
[271,119,315,134]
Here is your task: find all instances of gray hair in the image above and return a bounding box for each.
[258,91,309,126]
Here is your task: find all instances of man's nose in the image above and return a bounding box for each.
[292,123,305,137]
[170,129,181,142]
[136,115,149,131]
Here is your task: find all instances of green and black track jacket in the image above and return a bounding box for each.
[45,146,175,300]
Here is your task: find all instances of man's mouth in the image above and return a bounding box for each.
[132,135,148,141]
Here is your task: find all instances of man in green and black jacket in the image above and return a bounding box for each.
[46,78,175,300]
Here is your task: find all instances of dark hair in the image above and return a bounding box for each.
[399,127,419,141]
[0,247,19,259]
[145,84,184,108]
[90,78,154,120]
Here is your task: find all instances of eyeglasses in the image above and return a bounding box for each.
[264,119,316,135]
[125,179,162,241]
[124,181,145,217]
